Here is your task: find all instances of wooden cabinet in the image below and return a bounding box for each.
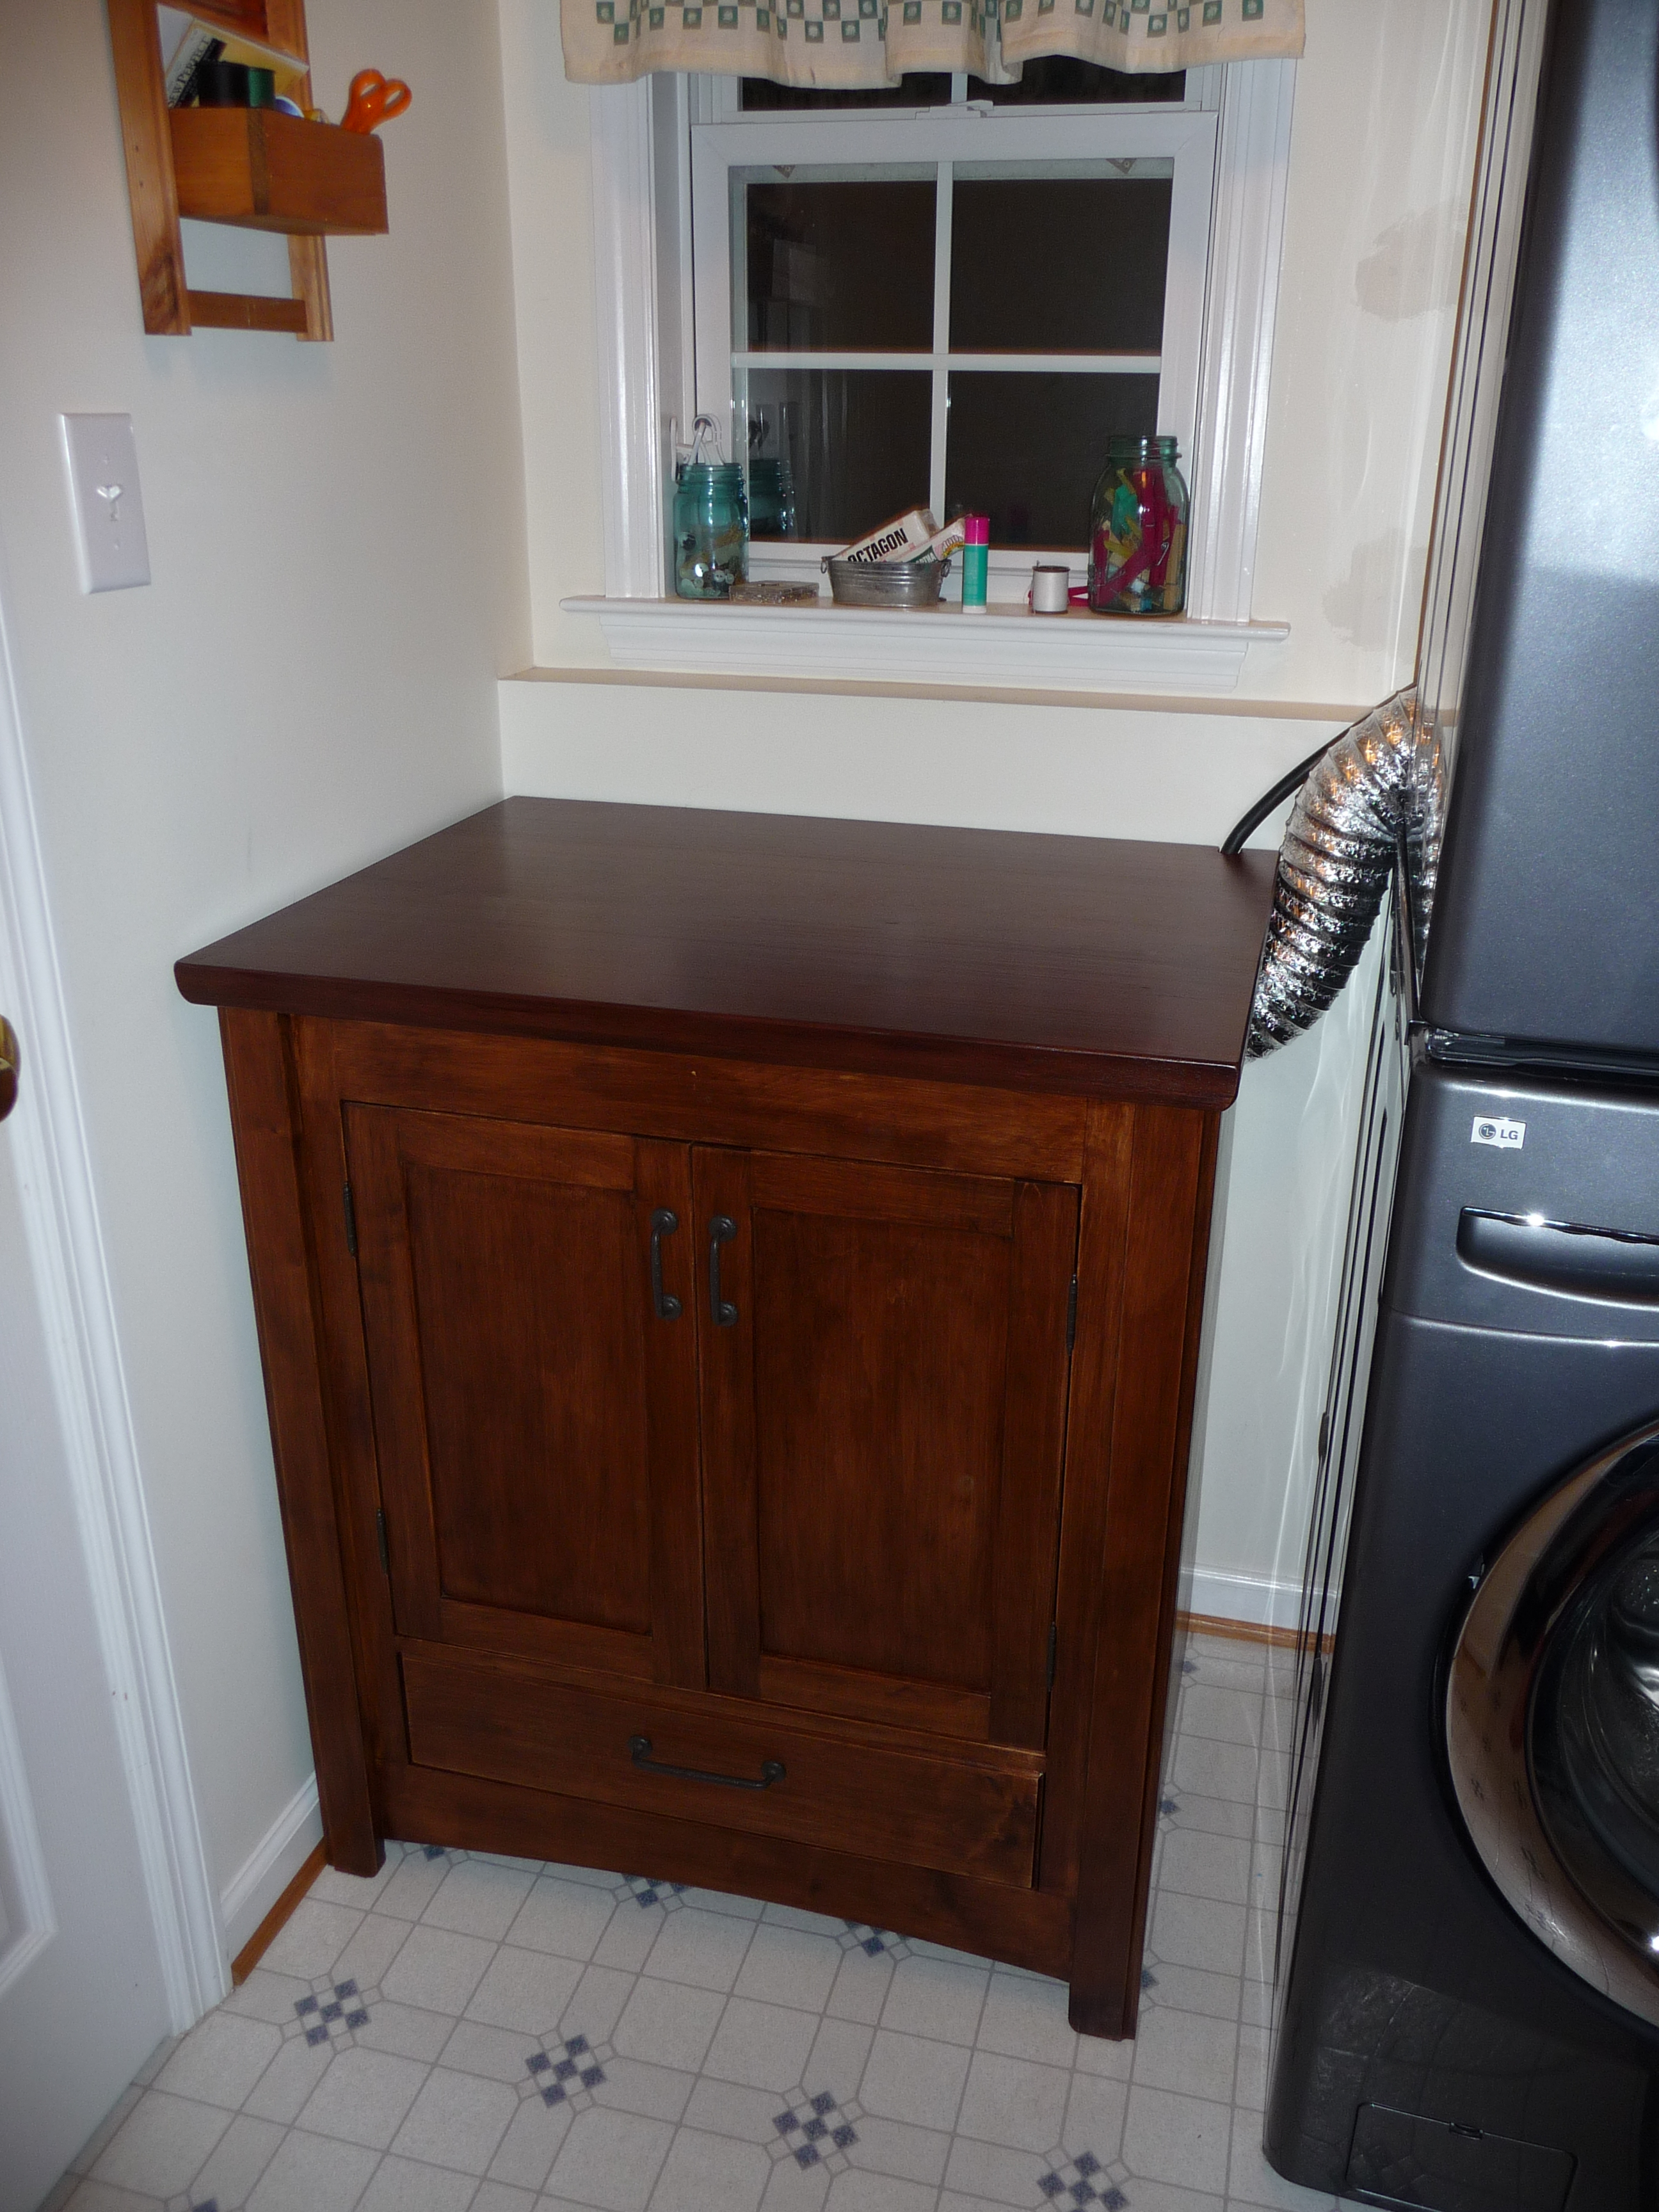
[180,797,1277,2035]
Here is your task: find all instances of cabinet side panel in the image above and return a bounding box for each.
[1066,1103,1213,2037]
[220,1009,378,1873]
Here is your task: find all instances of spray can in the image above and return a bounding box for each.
[961,514,990,612]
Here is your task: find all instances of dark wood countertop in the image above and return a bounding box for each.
[175,799,1276,1107]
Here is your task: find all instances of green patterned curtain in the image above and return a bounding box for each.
[561,0,1303,86]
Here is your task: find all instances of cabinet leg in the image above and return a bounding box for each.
[325,1826,384,1880]
[1067,1976,1130,2041]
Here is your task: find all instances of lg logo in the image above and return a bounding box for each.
[1471,1116,1526,1150]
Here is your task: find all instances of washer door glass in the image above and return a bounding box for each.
[1542,1537,1659,1902]
[1447,1421,1659,2024]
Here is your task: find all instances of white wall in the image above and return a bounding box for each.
[0,0,526,1959]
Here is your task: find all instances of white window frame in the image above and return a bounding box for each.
[571,56,1295,692]
[693,104,1215,592]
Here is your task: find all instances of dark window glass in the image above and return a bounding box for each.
[743,179,935,351]
[949,176,1171,354]
[943,370,1159,547]
[738,61,1183,108]
[740,74,953,110]
[738,368,933,541]
[968,58,1183,104]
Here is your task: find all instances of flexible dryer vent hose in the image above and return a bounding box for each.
[1240,687,1444,1058]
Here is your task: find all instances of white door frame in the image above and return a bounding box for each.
[0,567,224,2031]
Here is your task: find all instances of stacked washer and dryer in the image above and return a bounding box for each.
[1262,0,1659,2205]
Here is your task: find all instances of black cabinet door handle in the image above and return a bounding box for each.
[709,1214,737,1326]
[650,1208,682,1320]
[629,1734,784,1790]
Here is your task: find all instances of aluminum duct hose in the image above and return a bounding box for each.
[1244,687,1443,1057]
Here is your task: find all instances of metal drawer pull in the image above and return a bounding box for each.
[650,1208,682,1320]
[629,1734,784,1791]
[708,1214,738,1326]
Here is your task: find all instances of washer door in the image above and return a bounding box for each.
[1448,1419,1659,2024]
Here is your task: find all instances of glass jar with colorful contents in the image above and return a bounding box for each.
[674,463,749,600]
[1087,435,1189,616]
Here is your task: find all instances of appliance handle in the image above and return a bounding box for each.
[1457,1207,1659,1304]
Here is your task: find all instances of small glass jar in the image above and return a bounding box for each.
[744,456,796,541]
[1087,435,1189,616]
[674,463,749,599]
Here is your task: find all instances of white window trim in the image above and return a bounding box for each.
[575,56,1295,692]
[691,106,1214,588]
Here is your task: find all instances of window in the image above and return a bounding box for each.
[691,65,1217,589]
[573,55,1295,689]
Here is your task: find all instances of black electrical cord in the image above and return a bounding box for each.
[1220,740,1334,857]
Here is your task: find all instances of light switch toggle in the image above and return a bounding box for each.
[61,413,151,593]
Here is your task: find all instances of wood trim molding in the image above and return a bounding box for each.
[230,1840,327,1985]
[0,549,223,2026]
[1179,1607,1330,1653]
[584,60,1298,653]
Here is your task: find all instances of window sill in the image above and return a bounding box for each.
[561,597,1289,694]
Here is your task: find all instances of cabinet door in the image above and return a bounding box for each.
[346,1107,703,1687]
[695,1148,1078,1750]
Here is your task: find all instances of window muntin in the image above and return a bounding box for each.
[691,104,1218,572]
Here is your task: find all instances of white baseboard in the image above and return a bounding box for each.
[219,1773,321,1966]
[1181,1566,1308,1635]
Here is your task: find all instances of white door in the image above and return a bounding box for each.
[0,1025,171,2209]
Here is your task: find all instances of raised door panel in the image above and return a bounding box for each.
[346,1107,703,1686]
[698,1148,1078,1748]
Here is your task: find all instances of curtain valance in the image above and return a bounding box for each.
[560,0,1303,88]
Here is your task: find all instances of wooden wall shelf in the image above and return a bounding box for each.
[107,0,386,339]
[170,106,387,236]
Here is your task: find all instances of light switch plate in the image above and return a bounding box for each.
[61,413,151,593]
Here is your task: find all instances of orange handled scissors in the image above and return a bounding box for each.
[340,68,411,133]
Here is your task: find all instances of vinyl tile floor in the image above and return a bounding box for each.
[44,1634,1364,2212]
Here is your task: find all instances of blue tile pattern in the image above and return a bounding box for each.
[769,2085,862,2172]
[621,1874,687,1910]
[522,2032,614,2113]
[292,1976,372,2048]
[45,1635,1346,2212]
[838,1919,911,1960]
[1041,2150,1128,2208]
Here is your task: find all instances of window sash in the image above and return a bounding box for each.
[691,107,1219,566]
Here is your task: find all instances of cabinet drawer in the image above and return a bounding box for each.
[401,1650,1040,1889]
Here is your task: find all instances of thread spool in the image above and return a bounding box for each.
[1030,565,1072,615]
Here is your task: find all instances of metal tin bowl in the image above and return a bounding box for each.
[822,556,951,608]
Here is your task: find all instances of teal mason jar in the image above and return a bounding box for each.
[744,457,796,541]
[674,462,749,599]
